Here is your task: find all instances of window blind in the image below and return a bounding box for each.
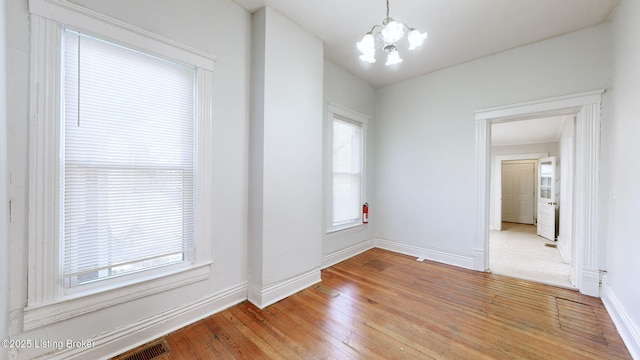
[62,29,196,287]
[332,117,363,227]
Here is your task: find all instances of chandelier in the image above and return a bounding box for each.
[357,0,428,66]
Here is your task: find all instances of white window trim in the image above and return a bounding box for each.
[28,0,215,71]
[25,1,215,331]
[326,103,368,234]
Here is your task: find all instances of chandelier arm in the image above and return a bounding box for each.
[369,24,382,34]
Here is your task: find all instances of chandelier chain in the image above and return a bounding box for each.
[386,0,390,19]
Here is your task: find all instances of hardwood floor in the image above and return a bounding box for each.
[114,249,632,359]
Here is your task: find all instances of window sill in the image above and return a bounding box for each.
[327,223,367,236]
[23,261,212,331]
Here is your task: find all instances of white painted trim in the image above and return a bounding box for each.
[475,90,604,296]
[474,118,491,271]
[573,102,602,297]
[556,236,571,264]
[328,103,369,125]
[23,283,248,360]
[472,248,486,272]
[23,263,211,331]
[602,281,640,360]
[374,238,474,270]
[325,103,369,233]
[248,269,321,309]
[580,268,602,298]
[28,15,64,307]
[195,68,215,264]
[28,0,215,70]
[326,223,367,236]
[475,90,605,120]
[322,240,375,269]
[26,11,217,328]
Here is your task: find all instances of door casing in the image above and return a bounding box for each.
[474,90,604,297]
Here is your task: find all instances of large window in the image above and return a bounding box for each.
[26,10,214,329]
[328,104,367,231]
[61,29,196,288]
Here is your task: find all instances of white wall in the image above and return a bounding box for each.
[322,60,376,264]
[374,24,611,266]
[604,0,640,357]
[7,0,251,358]
[492,142,557,158]
[1,0,9,359]
[248,7,324,307]
[6,0,29,344]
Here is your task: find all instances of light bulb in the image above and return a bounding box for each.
[356,33,375,54]
[385,48,403,66]
[381,20,405,43]
[408,29,428,50]
[359,52,376,64]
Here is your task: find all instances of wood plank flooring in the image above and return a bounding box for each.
[114,248,632,359]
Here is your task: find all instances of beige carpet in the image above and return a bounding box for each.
[489,222,574,289]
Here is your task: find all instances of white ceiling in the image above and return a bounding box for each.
[232,0,619,88]
[491,116,571,146]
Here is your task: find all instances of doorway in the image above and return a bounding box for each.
[474,90,604,297]
[489,121,573,288]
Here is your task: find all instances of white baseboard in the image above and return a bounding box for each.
[580,268,601,297]
[322,240,375,269]
[36,283,248,360]
[374,237,474,270]
[602,281,640,359]
[248,269,321,309]
[472,247,486,271]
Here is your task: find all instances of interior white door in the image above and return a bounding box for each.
[537,156,557,240]
[502,162,534,224]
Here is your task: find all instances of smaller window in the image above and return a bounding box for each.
[328,104,367,231]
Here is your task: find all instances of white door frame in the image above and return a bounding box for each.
[474,90,604,297]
